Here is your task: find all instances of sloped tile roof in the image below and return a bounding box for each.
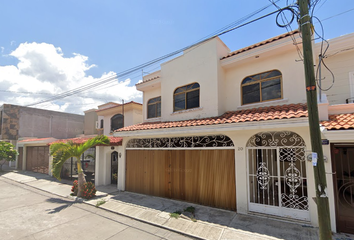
[136,76,160,86]
[221,30,300,60]
[115,103,308,132]
[321,113,354,130]
[49,136,122,146]
[18,137,54,143]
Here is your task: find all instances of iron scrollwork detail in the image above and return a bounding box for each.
[246,131,305,147]
[127,135,234,148]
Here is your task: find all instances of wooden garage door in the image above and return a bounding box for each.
[26,146,49,174]
[126,149,236,210]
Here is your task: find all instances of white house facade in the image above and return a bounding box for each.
[111,30,354,234]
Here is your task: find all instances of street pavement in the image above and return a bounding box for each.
[1,167,354,240]
[0,177,192,240]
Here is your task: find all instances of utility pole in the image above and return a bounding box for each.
[297,0,332,239]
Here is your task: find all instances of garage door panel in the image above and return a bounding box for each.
[126,150,169,198]
[145,151,169,198]
[126,150,145,194]
[126,149,236,211]
[170,150,186,200]
[26,146,49,174]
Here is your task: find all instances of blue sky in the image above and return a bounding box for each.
[0,0,353,113]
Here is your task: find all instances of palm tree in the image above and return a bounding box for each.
[50,135,110,197]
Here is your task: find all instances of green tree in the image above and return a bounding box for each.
[0,141,18,171]
[50,135,110,197]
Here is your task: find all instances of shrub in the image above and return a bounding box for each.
[83,182,96,199]
[71,180,97,199]
[71,180,78,196]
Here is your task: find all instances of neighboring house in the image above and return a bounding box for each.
[95,101,143,136]
[90,101,143,186]
[112,30,354,234]
[0,104,84,170]
[9,101,143,187]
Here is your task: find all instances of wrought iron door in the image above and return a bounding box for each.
[333,146,354,234]
[247,131,309,221]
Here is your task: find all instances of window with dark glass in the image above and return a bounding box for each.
[241,70,282,105]
[174,83,200,112]
[111,114,124,131]
[147,96,161,118]
[100,119,104,129]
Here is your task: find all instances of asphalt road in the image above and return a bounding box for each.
[0,178,193,240]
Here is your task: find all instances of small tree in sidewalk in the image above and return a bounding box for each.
[50,135,109,197]
[0,141,18,171]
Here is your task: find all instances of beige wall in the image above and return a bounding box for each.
[315,49,354,105]
[223,46,307,111]
[158,38,229,121]
[98,107,143,135]
[140,35,308,123]
[84,110,98,135]
[143,87,161,121]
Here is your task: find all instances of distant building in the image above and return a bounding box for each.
[0,103,84,169]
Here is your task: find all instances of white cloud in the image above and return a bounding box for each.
[0,42,142,114]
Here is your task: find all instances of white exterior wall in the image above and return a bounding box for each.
[158,38,229,121]
[223,47,307,111]
[100,109,137,136]
[143,87,161,121]
[314,33,354,105]
[316,50,354,105]
[95,145,123,187]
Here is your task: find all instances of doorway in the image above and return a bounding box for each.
[111,151,118,184]
[247,131,309,221]
[332,145,354,234]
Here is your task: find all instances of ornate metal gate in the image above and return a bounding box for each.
[332,145,354,234]
[247,131,309,221]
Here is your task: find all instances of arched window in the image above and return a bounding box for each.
[241,70,282,105]
[174,82,200,112]
[111,114,124,131]
[147,96,161,119]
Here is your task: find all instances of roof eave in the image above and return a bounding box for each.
[113,117,309,138]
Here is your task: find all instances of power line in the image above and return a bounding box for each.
[25,5,290,107]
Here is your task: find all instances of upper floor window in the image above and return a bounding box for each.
[147,96,161,119]
[174,82,200,112]
[111,114,124,131]
[241,70,282,105]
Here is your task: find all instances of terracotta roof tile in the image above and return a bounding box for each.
[136,76,160,86]
[49,136,122,146]
[321,113,354,130]
[18,138,54,143]
[221,30,300,60]
[115,103,308,132]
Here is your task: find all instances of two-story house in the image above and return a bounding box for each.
[112,30,354,234]
[46,101,143,186]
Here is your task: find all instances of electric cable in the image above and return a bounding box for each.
[24,5,291,107]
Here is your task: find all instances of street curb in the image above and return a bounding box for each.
[0,174,203,240]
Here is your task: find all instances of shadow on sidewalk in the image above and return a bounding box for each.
[109,191,320,240]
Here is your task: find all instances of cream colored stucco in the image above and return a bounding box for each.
[314,32,354,105]
[116,32,354,232]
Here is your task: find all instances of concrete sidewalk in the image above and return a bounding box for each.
[0,168,353,240]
